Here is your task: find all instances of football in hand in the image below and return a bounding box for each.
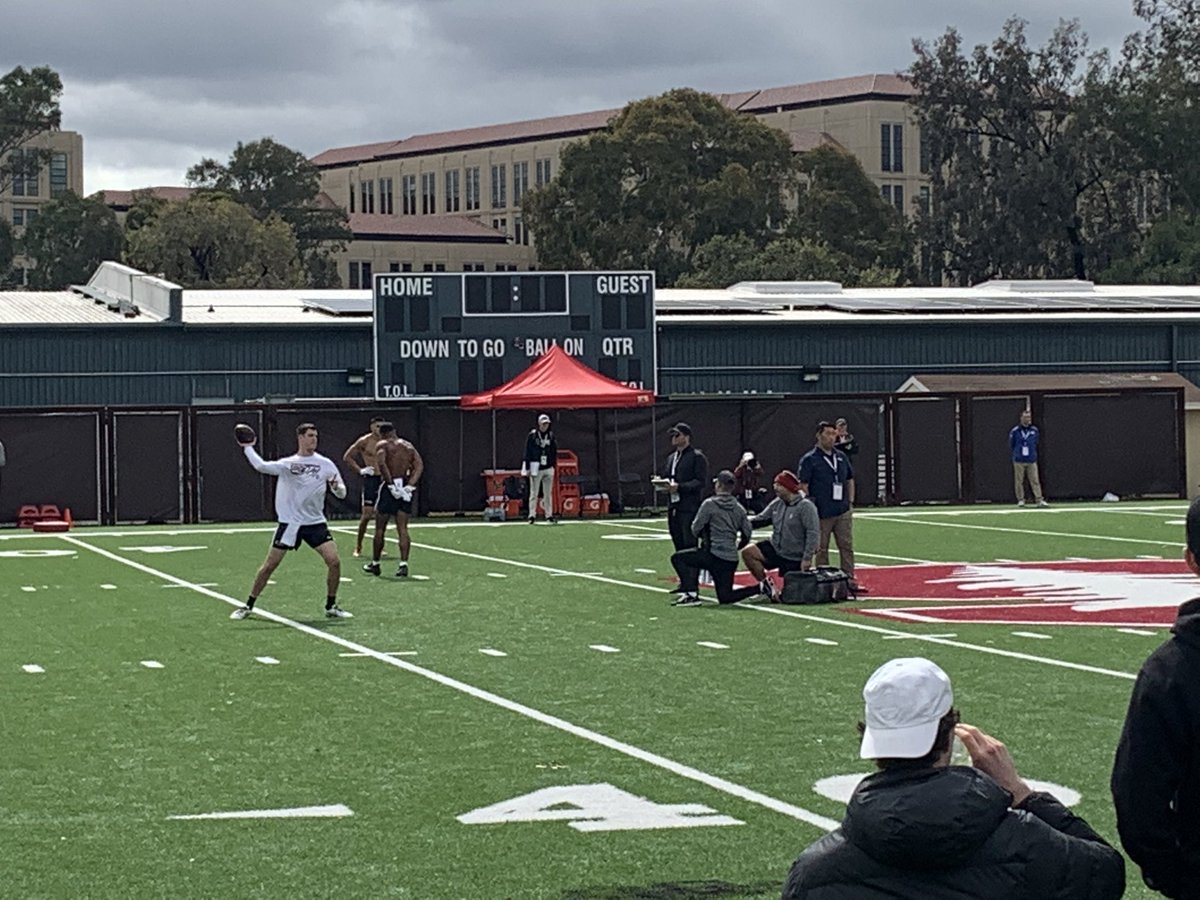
[234,423,257,445]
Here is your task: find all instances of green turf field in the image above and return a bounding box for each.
[2,503,1188,898]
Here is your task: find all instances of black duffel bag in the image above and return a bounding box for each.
[781,567,855,605]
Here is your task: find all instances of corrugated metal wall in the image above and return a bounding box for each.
[0,317,1190,405]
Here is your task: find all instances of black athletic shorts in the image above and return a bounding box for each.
[362,474,382,508]
[375,487,413,517]
[755,539,802,575]
[272,522,334,551]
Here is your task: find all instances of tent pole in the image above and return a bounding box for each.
[491,409,497,471]
[458,409,465,514]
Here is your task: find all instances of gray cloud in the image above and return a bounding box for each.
[0,0,1146,192]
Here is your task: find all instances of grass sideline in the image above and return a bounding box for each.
[2,503,1188,898]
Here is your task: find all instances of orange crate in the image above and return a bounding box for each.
[561,495,581,517]
[581,494,610,517]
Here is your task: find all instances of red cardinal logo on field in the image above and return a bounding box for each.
[856,559,1192,627]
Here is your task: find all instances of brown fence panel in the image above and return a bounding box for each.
[0,412,101,523]
[195,410,267,521]
[112,411,184,523]
[966,396,1031,503]
[1041,391,1181,499]
[893,397,960,502]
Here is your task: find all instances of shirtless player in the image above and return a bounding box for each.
[363,422,424,578]
[342,416,386,557]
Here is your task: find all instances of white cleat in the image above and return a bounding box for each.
[230,606,252,620]
[325,606,353,619]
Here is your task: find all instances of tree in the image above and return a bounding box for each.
[0,219,13,278]
[20,192,124,289]
[1110,1,1200,213]
[678,234,901,288]
[0,66,63,197]
[909,18,1139,284]
[186,138,350,286]
[791,145,911,277]
[1102,211,1200,282]
[522,88,796,286]
[125,193,303,288]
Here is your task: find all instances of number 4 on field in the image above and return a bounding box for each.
[456,783,743,832]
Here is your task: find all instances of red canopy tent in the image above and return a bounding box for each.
[459,344,653,410]
[459,345,655,498]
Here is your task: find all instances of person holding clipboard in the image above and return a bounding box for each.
[523,413,558,523]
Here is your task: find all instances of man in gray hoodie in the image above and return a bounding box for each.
[669,469,752,606]
[740,469,820,601]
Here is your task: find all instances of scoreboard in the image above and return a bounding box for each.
[372,271,656,400]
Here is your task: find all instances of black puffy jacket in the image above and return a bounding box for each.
[782,766,1124,900]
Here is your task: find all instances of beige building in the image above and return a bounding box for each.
[313,73,929,282]
[1,129,84,284]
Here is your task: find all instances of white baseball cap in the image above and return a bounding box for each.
[859,657,953,759]
[538,414,551,424]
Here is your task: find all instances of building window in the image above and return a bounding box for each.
[881,123,903,173]
[11,148,38,197]
[12,207,38,228]
[348,177,355,213]
[379,177,394,215]
[494,263,518,271]
[463,262,485,271]
[402,174,417,215]
[514,216,530,246]
[536,157,552,186]
[360,180,375,214]
[492,216,507,233]
[49,153,68,198]
[348,260,373,289]
[445,169,460,212]
[421,172,436,214]
[491,164,507,209]
[881,184,904,215]
[513,161,529,205]
[465,166,481,211]
[422,262,447,272]
[918,185,931,216]
[918,130,930,174]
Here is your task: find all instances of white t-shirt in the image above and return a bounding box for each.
[244,446,343,525]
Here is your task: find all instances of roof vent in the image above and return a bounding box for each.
[729,280,844,295]
[973,279,1095,292]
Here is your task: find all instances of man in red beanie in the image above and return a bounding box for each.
[737,469,820,601]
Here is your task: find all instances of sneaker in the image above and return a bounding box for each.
[849,581,869,595]
[352,548,362,558]
[759,578,777,602]
[229,605,252,620]
[363,562,381,576]
[547,516,557,525]
[1037,499,1049,508]
[395,562,409,577]
[325,606,353,618]
[671,594,702,607]
[528,516,536,524]
[1017,500,1026,507]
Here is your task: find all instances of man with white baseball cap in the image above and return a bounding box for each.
[782,657,1124,899]
[522,413,558,523]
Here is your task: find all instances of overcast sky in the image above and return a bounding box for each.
[2,0,1145,193]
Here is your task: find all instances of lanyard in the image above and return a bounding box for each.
[670,450,680,478]
[823,452,839,477]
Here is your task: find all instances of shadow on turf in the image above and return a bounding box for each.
[560,879,780,899]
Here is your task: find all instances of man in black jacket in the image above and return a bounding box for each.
[522,413,558,524]
[783,657,1124,900]
[1112,495,1200,899]
[659,422,708,551]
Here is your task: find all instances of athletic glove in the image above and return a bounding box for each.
[360,466,376,476]
[388,482,403,499]
[398,485,414,502]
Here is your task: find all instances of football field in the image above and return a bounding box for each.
[2,503,1188,898]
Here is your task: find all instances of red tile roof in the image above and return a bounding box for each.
[313,73,913,169]
[348,213,508,242]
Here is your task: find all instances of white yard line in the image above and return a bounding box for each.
[868,515,1184,549]
[805,638,839,646]
[59,534,841,834]
[331,529,1142,682]
[21,664,44,674]
[697,641,729,650]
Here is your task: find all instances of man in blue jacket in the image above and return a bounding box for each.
[782,657,1124,899]
[1010,410,1048,507]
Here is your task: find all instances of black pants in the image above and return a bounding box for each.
[668,504,699,551]
[670,548,740,603]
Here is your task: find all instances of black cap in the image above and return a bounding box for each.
[668,422,692,437]
[713,469,736,489]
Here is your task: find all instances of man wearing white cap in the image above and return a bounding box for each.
[782,657,1124,899]
[523,413,558,523]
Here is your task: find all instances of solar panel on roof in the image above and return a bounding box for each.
[301,297,373,316]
